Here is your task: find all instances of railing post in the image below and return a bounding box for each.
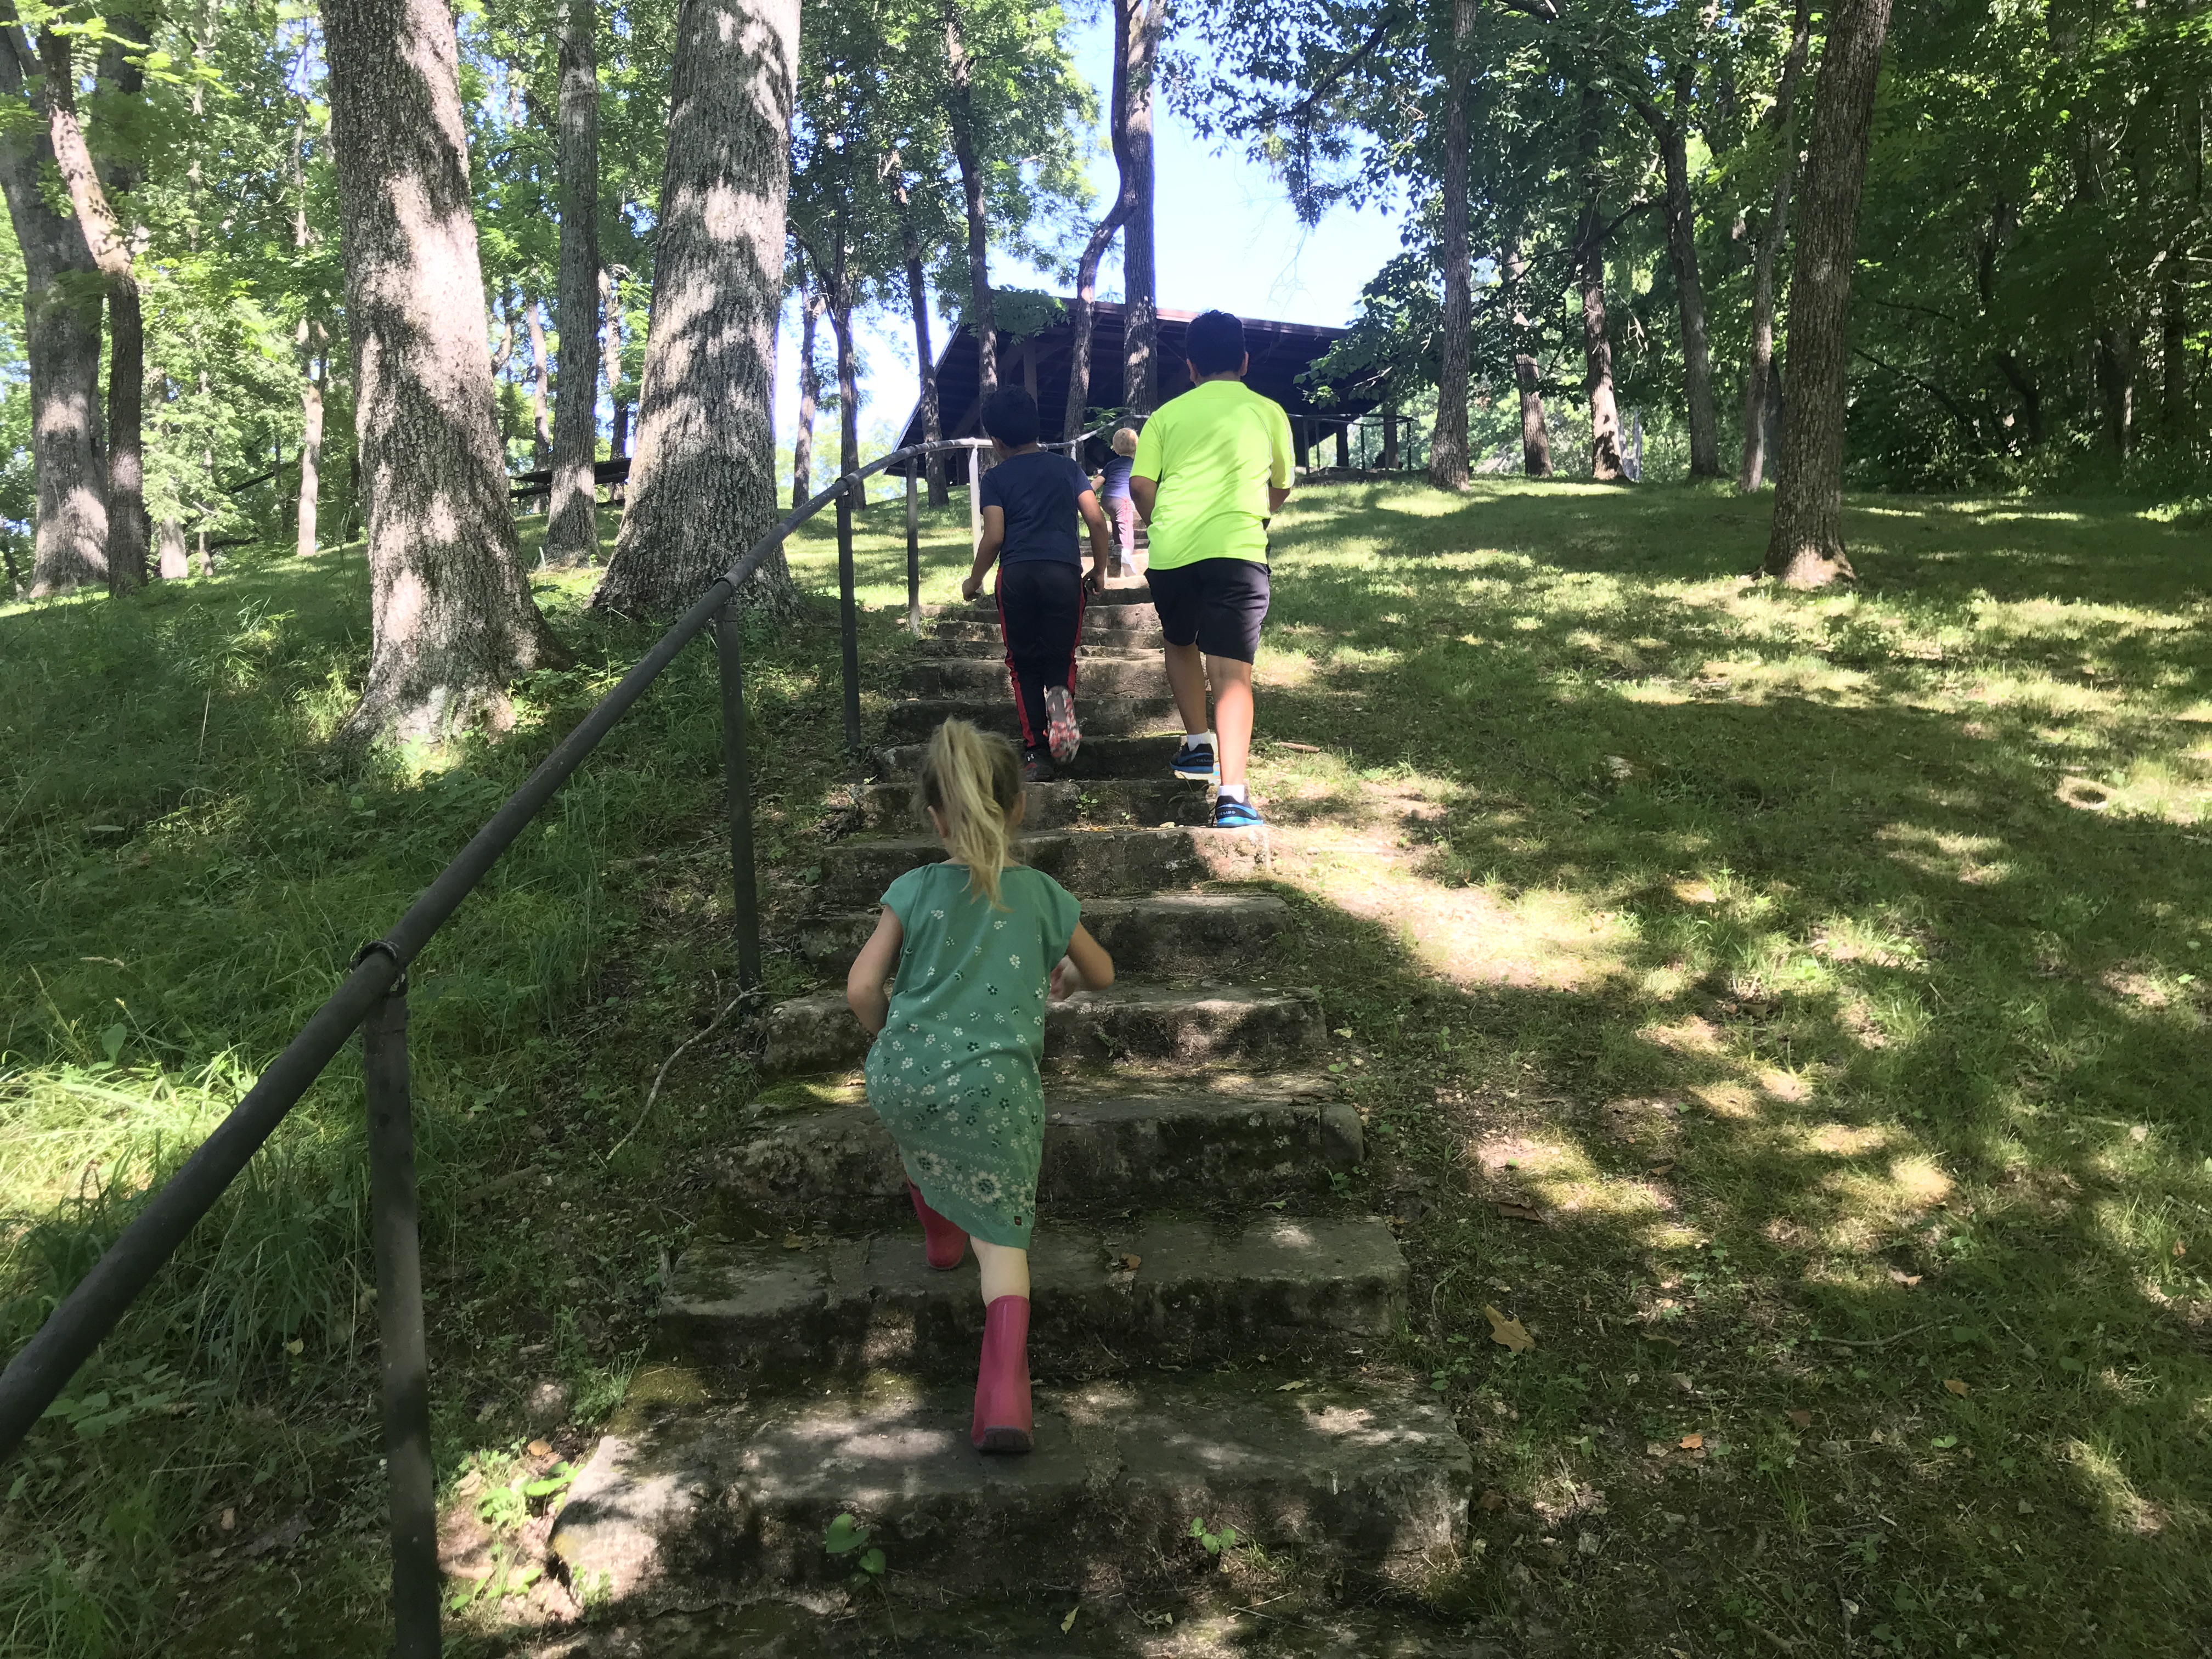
[905,467,921,640]
[835,476,862,752]
[361,970,439,1659]
[967,443,983,560]
[713,599,763,991]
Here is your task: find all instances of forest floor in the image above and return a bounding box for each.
[2,478,2209,1658]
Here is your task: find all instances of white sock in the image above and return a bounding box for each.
[1217,782,1249,804]
[1188,729,1216,751]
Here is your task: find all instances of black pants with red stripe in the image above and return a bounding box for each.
[995,561,1085,752]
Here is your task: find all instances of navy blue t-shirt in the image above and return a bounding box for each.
[980,450,1091,565]
[1098,454,1133,501]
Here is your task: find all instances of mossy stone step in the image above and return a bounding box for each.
[878,733,1185,780]
[797,890,1289,976]
[840,775,1210,833]
[759,981,1322,1077]
[816,825,1265,909]
[900,654,1170,701]
[663,1212,1406,1375]
[715,1080,1358,1221]
[885,694,1179,744]
[548,1369,1470,1602]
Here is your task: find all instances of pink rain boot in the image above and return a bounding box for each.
[970,1295,1033,1454]
[909,1182,967,1271]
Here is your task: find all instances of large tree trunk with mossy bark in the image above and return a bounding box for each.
[323,0,568,745]
[1740,0,1809,492]
[0,30,107,596]
[1426,0,1475,490]
[593,0,799,617]
[1574,92,1626,483]
[544,0,600,563]
[1063,191,1131,444]
[1763,0,1892,587]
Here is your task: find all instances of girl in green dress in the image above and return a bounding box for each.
[845,720,1115,1453]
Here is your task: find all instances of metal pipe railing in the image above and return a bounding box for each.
[0,433,1018,1655]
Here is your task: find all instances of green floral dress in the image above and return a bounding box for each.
[864,860,1081,1249]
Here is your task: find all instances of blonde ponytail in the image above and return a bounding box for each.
[917,720,1025,906]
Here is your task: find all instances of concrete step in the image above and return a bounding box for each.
[816,825,1265,910]
[884,694,1179,744]
[930,614,1167,650]
[663,1213,1405,1374]
[798,890,1291,975]
[900,655,1169,701]
[715,1080,1359,1222]
[843,775,1209,834]
[759,980,1322,1076]
[911,634,1157,662]
[549,1370,1471,1601]
[879,733,1184,780]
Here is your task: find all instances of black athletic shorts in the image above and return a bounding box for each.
[1145,557,1271,664]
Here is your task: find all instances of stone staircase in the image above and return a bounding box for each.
[547,583,1474,1647]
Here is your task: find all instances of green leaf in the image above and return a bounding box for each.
[100,1023,126,1063]
[523,1463,577,1498]
[858,1546,886,1576]
[824,1512,870,1555]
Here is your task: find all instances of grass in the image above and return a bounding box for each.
[1238,478,2212,1656]
[0,496,979,1657]
[4,475,2210,1656]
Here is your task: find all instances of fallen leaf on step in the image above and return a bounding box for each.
[1679,1433,1703,1450]
[1120,1254,1142,1272]
[526,1440,551,1458]
[1276,1379,1310,1392]
[1944,1378,1971,1397]
[1484,1305,1536,1353]
[1787,1410,1813,1429]
[1887,1267,1922,1286]
[1062,1606,1080,1634]
[1495,1202,1547,1224]
[783,1234,808,1251]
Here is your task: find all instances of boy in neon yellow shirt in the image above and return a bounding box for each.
[1128,309,1294,830]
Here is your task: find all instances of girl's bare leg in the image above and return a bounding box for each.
[973,1239,1030,1302]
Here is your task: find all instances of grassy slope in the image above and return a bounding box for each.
[1247,480,2212,1656]
[4,479,2209,1656]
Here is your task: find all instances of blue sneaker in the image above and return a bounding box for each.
[1212,793,1265,830]
[1171,735,1216,781]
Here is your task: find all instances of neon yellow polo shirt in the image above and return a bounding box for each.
[1130,379,1295,569]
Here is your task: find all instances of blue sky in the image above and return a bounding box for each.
[771,7,1410,449]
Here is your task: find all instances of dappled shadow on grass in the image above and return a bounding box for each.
[1239,482,2212,1652]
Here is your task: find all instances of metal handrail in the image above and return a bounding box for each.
[0,435,1012,1657]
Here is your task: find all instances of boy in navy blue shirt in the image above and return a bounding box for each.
[961,388,1112,781]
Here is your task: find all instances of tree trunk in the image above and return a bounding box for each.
[2095,328,2135,459]
[2162,278,2187,432]
[297,342,324,554]
[1427,0,1475,490]
[600,265,624,445]
[898,187,949,503]
[830,229,861,506]
[1113,0,1167,416]
[1654,70,1720,478]
[0,33,107,597]
[593,0,801,617]
[1380,405,1400,469]
[1575,91,1626,482]
[526,298,554,471]
[1994,349,2041,446]
[945,10,995,404]
[1063,192,1132,443]
[37,26,148,594]
[156,517,187,579]
[1763,0,1893,587]
[1504,234,1551,477]
[545,0,601,563]
[323,0,567,744]
[792,289,821,506]
[1740,0,1810,492]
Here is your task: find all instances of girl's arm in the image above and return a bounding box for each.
[846,906,903,1035]
[960,507,1006,600]
[1076,488,1110,590]
[1048,923,1114,1001]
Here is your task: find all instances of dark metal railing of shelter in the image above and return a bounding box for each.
[0,428,1104,1657]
